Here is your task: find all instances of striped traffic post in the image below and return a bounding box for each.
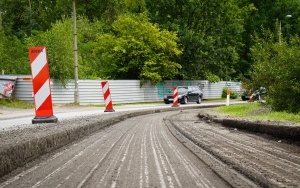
[101,81,115,112]
[172,86,180,107]
[28,46,58,124]
[226,89,230,106]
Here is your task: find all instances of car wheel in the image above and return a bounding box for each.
[196,96,202,104]
[164,101,170,104]
[180,97,187,104]
[183,97,188,104]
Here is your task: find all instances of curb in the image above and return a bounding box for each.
[199,112,300,141]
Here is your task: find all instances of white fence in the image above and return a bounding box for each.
[5,75,242,105]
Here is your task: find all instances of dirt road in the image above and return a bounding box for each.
[1,109,299,187]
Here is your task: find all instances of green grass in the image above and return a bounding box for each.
[0,99,34,109]
[0,100,163,109]
[204,98,225,101]
[213,103,300,123]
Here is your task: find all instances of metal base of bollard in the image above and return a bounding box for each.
[32,116,58,124]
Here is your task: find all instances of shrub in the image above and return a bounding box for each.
[222,87,238,99]
[251,35,300,113]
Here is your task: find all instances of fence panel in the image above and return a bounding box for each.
[2,75,242,105]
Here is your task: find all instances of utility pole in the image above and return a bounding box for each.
[72,0,79,104]
[0,11,2,29]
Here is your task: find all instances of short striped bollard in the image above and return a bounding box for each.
[101,81,115,112]
[172,86,180,107]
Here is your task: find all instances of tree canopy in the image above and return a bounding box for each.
[250,34,300,113]
[92,14,182,84]
[1,0,300,112]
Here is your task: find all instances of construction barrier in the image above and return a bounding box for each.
[101,81,115,112]
[172,86,179,107]
[28,46,58,124]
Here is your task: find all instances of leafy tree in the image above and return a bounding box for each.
[250,34,300,113]
[77,18,109,79]
[93,14,182,84]
[0,0,300,97]
[0,29,29,74]
[146,0,249,81]
[240,0,300,80]
[25,17,74,86]
[76,0,146,23]
[0,0,69,39]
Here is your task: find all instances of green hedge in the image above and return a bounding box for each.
[221,87,238,99]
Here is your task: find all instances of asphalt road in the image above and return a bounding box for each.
[0,100,245,130]
[1,108,299,188]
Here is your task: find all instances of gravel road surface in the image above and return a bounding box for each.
[1,109,299,187]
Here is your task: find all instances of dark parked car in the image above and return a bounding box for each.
[241,87,267,101]
[164,86,203,104]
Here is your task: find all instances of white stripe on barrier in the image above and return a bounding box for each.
[105,96,111,105]
[31,48,47,79]
[35,79,50,109]
[105,96,110,105]
[103,83,109,93]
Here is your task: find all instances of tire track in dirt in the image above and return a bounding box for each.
[1,111,235,188]
[168,110,300,187]
[0,120,139,188]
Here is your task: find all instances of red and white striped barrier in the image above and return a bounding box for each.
[28,46,58,124]
[172,86,179,107]
[101,81,115,112]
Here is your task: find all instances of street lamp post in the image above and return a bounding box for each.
[279,14,292,44]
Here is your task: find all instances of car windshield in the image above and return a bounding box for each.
[178,87,188,94]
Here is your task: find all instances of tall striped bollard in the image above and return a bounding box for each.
[172,86,180,107]
[101,81,115,112]
[28,46,58,124]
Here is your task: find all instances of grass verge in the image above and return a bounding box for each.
[213,103,300,123]
[0,100,162,109]
[0,99,34,109]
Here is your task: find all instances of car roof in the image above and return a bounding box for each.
[177,85,199,88]
[178,86,188,88]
